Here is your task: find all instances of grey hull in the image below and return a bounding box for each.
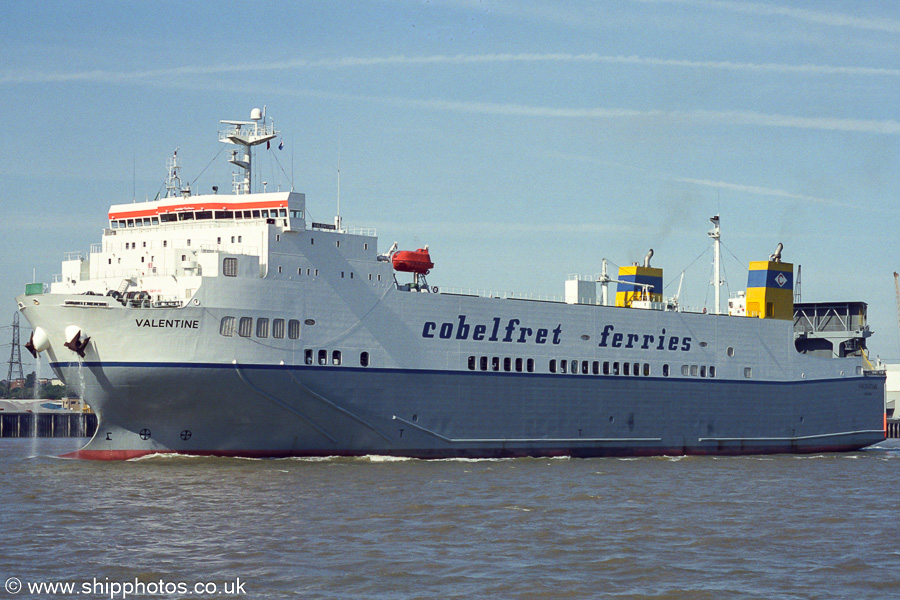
[60,362,885,459]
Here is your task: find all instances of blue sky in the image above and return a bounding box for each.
[2,0,900,369]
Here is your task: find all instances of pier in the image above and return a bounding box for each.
[887,420,900,439]
[0,412,97,438]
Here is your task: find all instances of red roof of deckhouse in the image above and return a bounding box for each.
[107,192,296,221]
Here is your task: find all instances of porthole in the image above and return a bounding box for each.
[304,319,316,326]
[726,347,735,357]
[580,334,590,341]
[699,341,708,348]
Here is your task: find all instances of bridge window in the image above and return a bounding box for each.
[223,258,238,277]
[256,318,269,338]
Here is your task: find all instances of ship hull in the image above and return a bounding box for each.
[54,360,885,460]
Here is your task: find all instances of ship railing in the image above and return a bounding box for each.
[63,251,84,262]
[90,243,102,254]
[345,226,376,237]
[438,286,563,303]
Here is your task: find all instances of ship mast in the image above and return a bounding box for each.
[219,107,278,194]
[708,214,722,315]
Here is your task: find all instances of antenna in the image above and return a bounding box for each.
[335,150,342,231]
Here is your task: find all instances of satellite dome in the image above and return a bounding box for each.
[250,107,262,121]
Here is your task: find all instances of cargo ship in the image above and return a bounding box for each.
[16,109,886,459]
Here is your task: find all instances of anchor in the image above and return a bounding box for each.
[63,329,91,358]
[24,332,37,359]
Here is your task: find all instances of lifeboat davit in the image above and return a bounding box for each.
[392,248,434,275]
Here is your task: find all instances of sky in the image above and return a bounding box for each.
[2,0,900,371]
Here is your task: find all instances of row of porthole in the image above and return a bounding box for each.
[219,316,301,339]
[302,349,371,367]
[552,359,652,377]
[467,356,536,373]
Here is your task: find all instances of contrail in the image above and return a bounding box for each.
[634,0,900,34]
[2,52,898,85]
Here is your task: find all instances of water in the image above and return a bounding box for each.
[2,439,900,600]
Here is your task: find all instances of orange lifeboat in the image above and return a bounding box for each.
[392,248,434,275]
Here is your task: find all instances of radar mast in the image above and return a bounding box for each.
[218,107,278,194]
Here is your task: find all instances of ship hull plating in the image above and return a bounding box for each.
[54,361,885,460]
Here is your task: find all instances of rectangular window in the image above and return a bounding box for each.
[503,357,511,372]
[700,365,707,377]
[526,358,534,373]
[468,356,476,371]
[515,357,523,372]
[603,361,610,375]
[709,366,716,378]
[633,362,640,377]
[304,349,313,365]
[256,318,269,338]
[223,258,238,277]
[318,350,327,365]
[219,316,235,337]
[682,365,690,376]
[663,364,670,377]
[643,363,650,376]
[273,319,285,339]
[480,356,488,371]
[623,362,630,376]
[560,360,568,374]
[360,352,370,367]
[592,361,599,375]
[690,365,699,377]
[581,361,588,375]
[332,350,342,365]
[238,317,252,337]
[744,367,752,378]
[491,356,500,371]
[288,319,300,339]
[612,362,620,376]
[550,359,557,374]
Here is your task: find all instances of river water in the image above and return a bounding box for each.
[2,438,899,600]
